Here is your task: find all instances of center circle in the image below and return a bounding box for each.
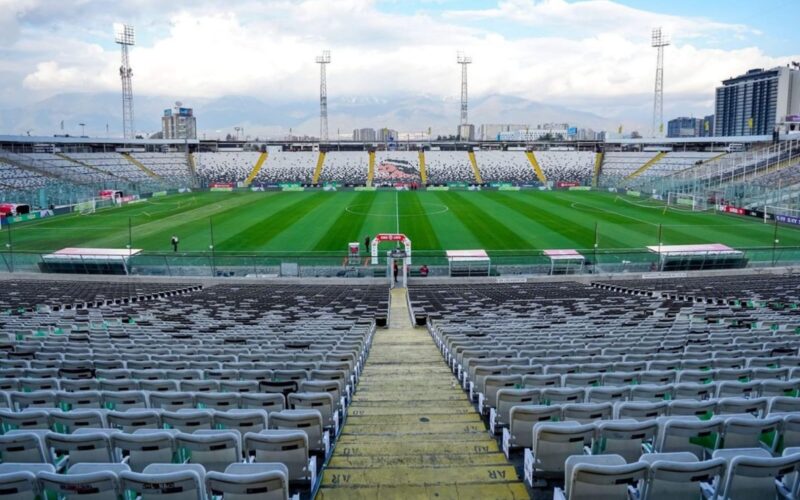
[345,202,449,217]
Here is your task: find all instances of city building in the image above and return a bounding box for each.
[457,124,475,141]
[377,128,398,142]
[701,114,715,137]
[478,124,528,141]
[161,103,197,140]
[667,117,702,138]
[352,128,376,141]
[715,65,800,136]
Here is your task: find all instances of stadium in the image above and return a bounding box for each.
[3,2,800,499]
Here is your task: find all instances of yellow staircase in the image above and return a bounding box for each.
[418,151,427,185]
[56,152,131,182]
[312,151,326,184]
[187,152,198,184]
[244,152,268,187]
[121,153,161,180]
[366,151,376,187]
[525,151,547,183]
[625,151,666,181]
[467,151,483,184]
[592,152,604,188]
[317,288,528,499]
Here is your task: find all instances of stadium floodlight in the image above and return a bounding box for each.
[114,23,136,140]
[651,27,670,138]
[457,51,472,128]
[316,50,331,142]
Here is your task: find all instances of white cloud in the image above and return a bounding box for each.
[3,0,798,133]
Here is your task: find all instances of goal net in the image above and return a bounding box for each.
[667,192,708,211]
[75,199,96,215]
[765,205,800,224]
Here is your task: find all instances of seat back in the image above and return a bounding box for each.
[532,422,595,475]
[120,470,204,500]
[569,461,647,500]
[38,470,120,500]
[244,430,310,482]
[112,431,175,473]
[0,432,47,463]
[176,431,241,473]
[205,468,290,500]
[644,458,725,500]
[595,420,657,463]
[0,471,37,500]
[720,454,800,500]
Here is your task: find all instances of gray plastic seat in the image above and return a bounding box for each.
[107,409,162,433]
[120,468,206,500]
[239,393,285,414]
[655,417,723,459]
[641,455,725,500]
[562,403,613,424]
[268,409,326,454]
[493,388,539,431]
[162,410,214,433]
[101,390,148,411]
[614,401,668,421]
[213,409,269,435]
[507,405,560,450]
[149,392,195,411]
[111,431,175,473]
[206,463,290,500]
[38,469,122,500]
[553,454,646,500]
[525,421,596,484]
[593,419,658,463]
[721,415,782,451]
[45,431,114,468]
[288,392,337,430]
[714,449,800,500]
[0,432,48,463]
[244,430,314,484]
[0,471,38,500]
[176,430,242,473]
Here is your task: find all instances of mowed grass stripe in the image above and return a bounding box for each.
[214,192,329,251]
[398,191,441,250]
[313,192,376,251]
[265,192,362,252]
[436,192,530,250]
[508,192,631,249]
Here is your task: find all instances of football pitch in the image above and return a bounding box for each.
[4,190,800,254]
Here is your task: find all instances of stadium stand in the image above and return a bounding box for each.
[475,151,538,184]
[130,153,192,184]
[24,154,122,184]
[534,151,595,184]
[409,277,800,493]
[0,159,50,191]
[600,152,660,184]
[68,153,153,183]
[319,152,368,185]
[195,152,261,185]
[425,151,476,184]
[372,151,422,186]
[253,151,317,185]
[0,280,388,498]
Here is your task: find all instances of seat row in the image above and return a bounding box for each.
[0,449,301,499]
[502,401,800,457]
[552,448,800,500]
[522,417,800,489]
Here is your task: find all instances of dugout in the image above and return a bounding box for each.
[648,244,747,271]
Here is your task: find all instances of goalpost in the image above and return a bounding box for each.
[666,192,709,211]
[74,199,97,215]
[764,205,800,224]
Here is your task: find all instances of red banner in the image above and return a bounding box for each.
[557,181,580,188]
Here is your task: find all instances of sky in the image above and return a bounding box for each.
[0,0,798,134]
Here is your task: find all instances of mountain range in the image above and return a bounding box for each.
[0,92,624,140]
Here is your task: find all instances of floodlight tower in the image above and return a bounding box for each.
[457,51,472,127]
[316,50,331,142]
[114,23,136,139]
[651,27,670,138]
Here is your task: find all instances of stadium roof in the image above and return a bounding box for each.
[0,135,199,146]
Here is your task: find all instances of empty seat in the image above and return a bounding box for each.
[0,470,38,500]
[45,431,114,468]
[111,431,175,473]
[639,453,725,500]
[553,454,646,500]
[176,430,242,473]
[206,463,290,500]
[0,432,48,463]
[38,469,123,500]
[244,430,315,484]
[269,410,326,455]
[120,468,206,500]
[107,409,161,433]
[593,419,658,463]
[525,421,595,485]
[721,415,782,451]
[713,448,800,499]
[655,418,723,458]
[506,405,560,452]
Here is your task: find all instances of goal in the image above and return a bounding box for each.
[666,192,708,211]
[74,199,96,215]
[765,205,800,224]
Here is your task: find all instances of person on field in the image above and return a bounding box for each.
[171,235,179,253]
[393,260,399,283]
[419,264,429,277]
[364,235,370,249]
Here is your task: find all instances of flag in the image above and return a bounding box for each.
[747,117,754,129]
[704,120,710,131]
[617,125,623,134]
[659,123,664,133]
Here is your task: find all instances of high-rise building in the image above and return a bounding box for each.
[715,66,800,136]
[667,117,702,138]
[161,103,197,140]
[701,115,715,137]
[352,128,377,141]
[457,124,475,141]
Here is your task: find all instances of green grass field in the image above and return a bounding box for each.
[4,190,800,254]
